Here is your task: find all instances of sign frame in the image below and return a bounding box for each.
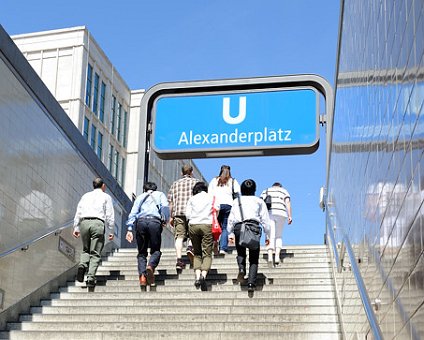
[140,74,333,160]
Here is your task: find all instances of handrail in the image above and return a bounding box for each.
[0,220,73,259]
[326,210,341,273]
[325,206,383,340]
[368,245,420,340]
[343,235,383,340]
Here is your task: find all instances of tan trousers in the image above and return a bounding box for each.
[188,223,213,271]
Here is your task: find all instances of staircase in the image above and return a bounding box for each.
[2,245,342,339]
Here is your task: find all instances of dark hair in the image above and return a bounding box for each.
[272,182,282,187]
[241,179,256,196]
[93,177,104,189]
[182,164,193,176]
[143,181,157,192]
[217,165,232,186]
[192,181,208,195]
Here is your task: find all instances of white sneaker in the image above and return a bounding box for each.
[219,250,228,255]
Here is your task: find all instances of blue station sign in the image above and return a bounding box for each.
[141,75,332,159]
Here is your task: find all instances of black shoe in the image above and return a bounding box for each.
[194,279,201,289]
[76,266,86,283]
[247,283,255,292]
[86,279,96,288]
[200,276,207,291]
[237,269,246,283]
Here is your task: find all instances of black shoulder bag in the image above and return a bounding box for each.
[232,178,239,200]
[263,189,272,210]
[237,195,262,250]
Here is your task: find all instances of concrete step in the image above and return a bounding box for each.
[20,312,339,323]
[102,258,331,270]
[69,276,335,286]
[8,320,341,332]
[105,254,331,261]
[31,304,339,314]
[60,283,336,292]
[2,330,343,340]
[95,267,333,276]
[50,290,336,299]
[90,271,334,281]
[40,297,337,307]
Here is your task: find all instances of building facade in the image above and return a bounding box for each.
[328,0,424,338]
[12,27,205,198]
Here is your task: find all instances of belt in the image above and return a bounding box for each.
[81,217,104,223]
[139,216,161,221]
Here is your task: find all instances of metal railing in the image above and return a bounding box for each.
[0,220,73,259]
[325,206,383,340]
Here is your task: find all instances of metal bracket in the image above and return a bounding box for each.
[372,298,382,311]
[319,114,326,126]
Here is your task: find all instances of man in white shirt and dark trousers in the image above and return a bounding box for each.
[228,179,271,292]
[73,177,115,287]
[260,182,293,266]
[125,182,170,290]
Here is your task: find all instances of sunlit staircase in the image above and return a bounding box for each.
[2,245,342,339]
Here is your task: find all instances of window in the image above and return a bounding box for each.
[117,102,122,142]
[85,64,93,107]
[108,145,114,172]
[83,117,89,141]
[93,73,99,115]
[90,124,97,149]
[99,82,106,123]
[110,95,116,135]
[123,110,128,147]
[114,150,120,179]
[97,132,103,159]
[121,157,126,187]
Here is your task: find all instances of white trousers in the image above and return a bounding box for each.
[267,214,287,250]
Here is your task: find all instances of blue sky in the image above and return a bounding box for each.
[0,0,341,245]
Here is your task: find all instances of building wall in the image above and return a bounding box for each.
[12,27,206,202]
[12,27,131,191]
[0,25,131,317]
[328,1,424,338]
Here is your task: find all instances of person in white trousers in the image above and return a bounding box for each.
[260,182,292,266]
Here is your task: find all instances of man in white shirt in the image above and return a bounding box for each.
[228,179,271,292]
[73,177,115,287]
[260,182,292,266]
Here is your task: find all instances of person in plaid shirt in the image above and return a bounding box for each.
[168,164,199,270]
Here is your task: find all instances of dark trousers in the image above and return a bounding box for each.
[218,204,231,251]
[234,225,259,286]
[135,217,163,275]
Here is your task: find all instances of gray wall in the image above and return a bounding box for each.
[328,1,424,339]
[0,24,131,328]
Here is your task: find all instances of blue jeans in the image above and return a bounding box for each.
[218,204,232,252]
[135,217,163,275]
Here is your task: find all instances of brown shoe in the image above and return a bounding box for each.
[139,274,147,287]
[146,266,155,286]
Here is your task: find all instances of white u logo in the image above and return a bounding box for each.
[222,97,246,125]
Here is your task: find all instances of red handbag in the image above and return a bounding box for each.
[211,196,222,241]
